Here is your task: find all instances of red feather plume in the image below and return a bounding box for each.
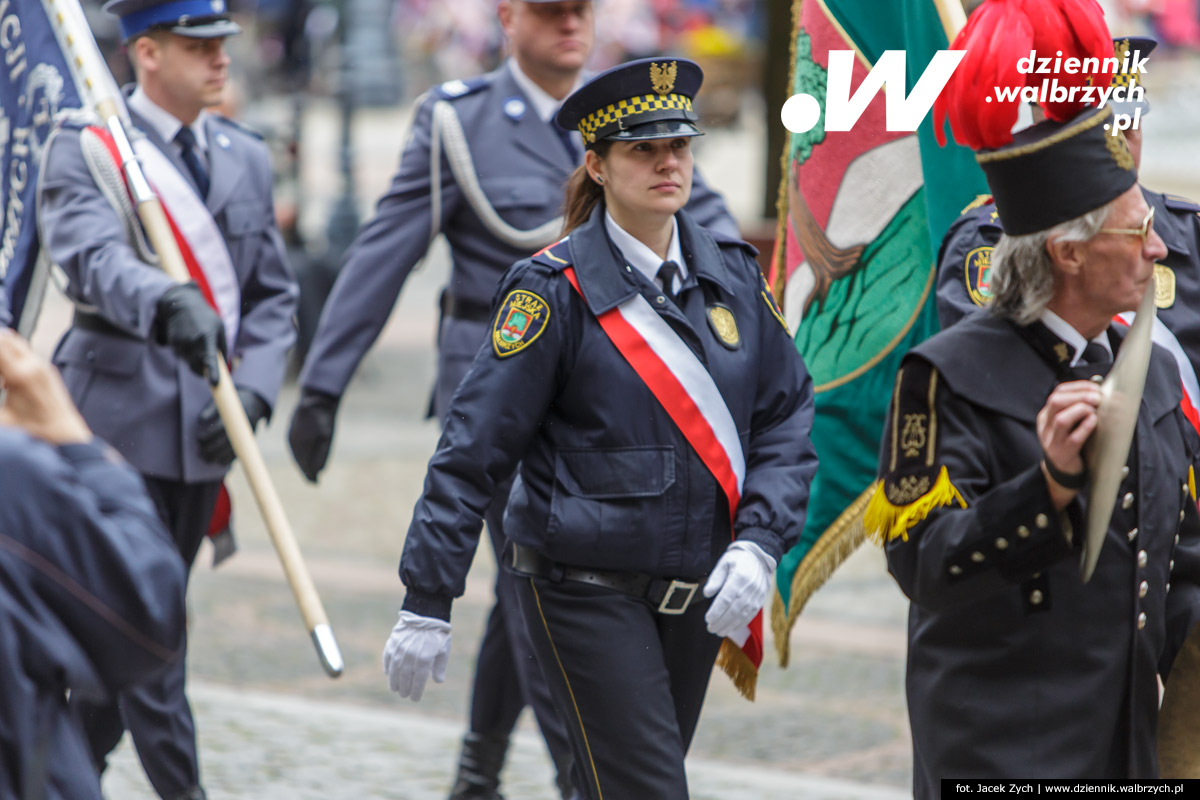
[933,0,1114,150]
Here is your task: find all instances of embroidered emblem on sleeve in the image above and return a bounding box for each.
[493,289,550,358]
[865,359,966,543]
[965,246,994,307]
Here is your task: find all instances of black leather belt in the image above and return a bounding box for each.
[439,291,493,323]
[509,542,700,615]
[72,311,141,341]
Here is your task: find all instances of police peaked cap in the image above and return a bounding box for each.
[104,0,242,42]
[1106,35,1156,117]
[976,106,1137,236]
[557,57,704,146]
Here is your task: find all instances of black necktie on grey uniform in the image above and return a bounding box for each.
[175,127,210,198]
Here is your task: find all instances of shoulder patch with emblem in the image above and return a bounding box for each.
[759,273,789,334]
[434,75,491,101]
[864,358,966,544]
[964,245,995,307]
[493,289,550,357]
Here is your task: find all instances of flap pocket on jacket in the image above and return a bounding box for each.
[55,330,144,376]
[555,446,675,499]
[221,200,270,236]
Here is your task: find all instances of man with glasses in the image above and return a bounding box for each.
[936,37,1200,380]
[868,101,1200,791]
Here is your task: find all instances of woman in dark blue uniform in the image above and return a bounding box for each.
[382,58,817,800]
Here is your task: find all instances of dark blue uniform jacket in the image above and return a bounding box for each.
[399,206,817,621]
[0,432,186,800]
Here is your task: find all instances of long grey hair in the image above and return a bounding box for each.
[988,200,1115,325]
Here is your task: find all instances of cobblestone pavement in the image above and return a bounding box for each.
[31,67,1199,799]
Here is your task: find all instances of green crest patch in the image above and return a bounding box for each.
[493,289,550,357]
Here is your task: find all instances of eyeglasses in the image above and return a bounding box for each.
[1098,206,1155,243]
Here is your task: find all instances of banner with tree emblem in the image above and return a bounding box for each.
[0,0,87,333]
[770,0,988,664]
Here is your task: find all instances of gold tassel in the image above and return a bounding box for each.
[716,638,758,701]
[1189,466,1195,503]
[770,483,874,667]
[863,466,966,544]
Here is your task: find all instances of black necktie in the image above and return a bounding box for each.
[1080,341,1112,366]
[657,260,680,303]
[175,127,210,198]
[552,120,581,163]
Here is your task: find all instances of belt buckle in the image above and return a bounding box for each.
[656,580,698,615]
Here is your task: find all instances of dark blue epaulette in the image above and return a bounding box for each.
[969,201,1003,232]
[1163,193,1200,215]
[210,114,264,141]
[531,237,573,271]
[707,227,759,257]
[433,75,491,101]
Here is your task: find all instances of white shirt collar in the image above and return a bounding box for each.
[128,87,209,153]
[1040,309,1113,366]
[604,211,686,294]
[507,58,583,124]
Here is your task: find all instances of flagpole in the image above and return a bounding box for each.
[932,0,967,43]
[41,0,344,678]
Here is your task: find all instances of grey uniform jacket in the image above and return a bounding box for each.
[38,109,298,483]
[299,63,739,417]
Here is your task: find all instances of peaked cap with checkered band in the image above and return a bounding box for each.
[556,57,704,146]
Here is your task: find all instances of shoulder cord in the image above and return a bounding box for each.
[431,99,564,251]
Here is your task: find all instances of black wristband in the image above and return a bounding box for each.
[1043,456,1087,490]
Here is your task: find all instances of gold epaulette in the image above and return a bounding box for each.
[864,465,966,543]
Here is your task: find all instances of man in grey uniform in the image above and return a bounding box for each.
[288,2,737,797]
[36,0,298,797]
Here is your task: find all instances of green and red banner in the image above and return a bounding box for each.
[770,0,988,664]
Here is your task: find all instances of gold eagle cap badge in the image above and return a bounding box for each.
[650,61,677,95]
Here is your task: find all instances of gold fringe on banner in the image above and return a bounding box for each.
[716,637,759,701]
[770,482,874,667]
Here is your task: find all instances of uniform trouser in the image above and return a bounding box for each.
[514,575,723,800]
[468,490,575,770]
[72,476,220,799]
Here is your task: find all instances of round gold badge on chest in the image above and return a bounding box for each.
[707,304,740,350]
[1154,264,1176,309]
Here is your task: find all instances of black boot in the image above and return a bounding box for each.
[448,732,508,800]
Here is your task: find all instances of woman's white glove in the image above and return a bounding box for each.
[382,611,452,701]
[702,541,776,639]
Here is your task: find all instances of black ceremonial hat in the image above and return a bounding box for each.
[976,105,1137,236]
[557,57,704,146]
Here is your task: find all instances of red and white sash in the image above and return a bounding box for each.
[562,263,765,696]
[88,127,241,349]
[1115,312,1200,436]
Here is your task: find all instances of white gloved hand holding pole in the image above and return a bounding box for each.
[702,541,776,639]
[383,610,452,701]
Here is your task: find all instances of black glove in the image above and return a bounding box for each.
[288,388,340,483]
[196,388,269,466]
[154,283,226,386]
